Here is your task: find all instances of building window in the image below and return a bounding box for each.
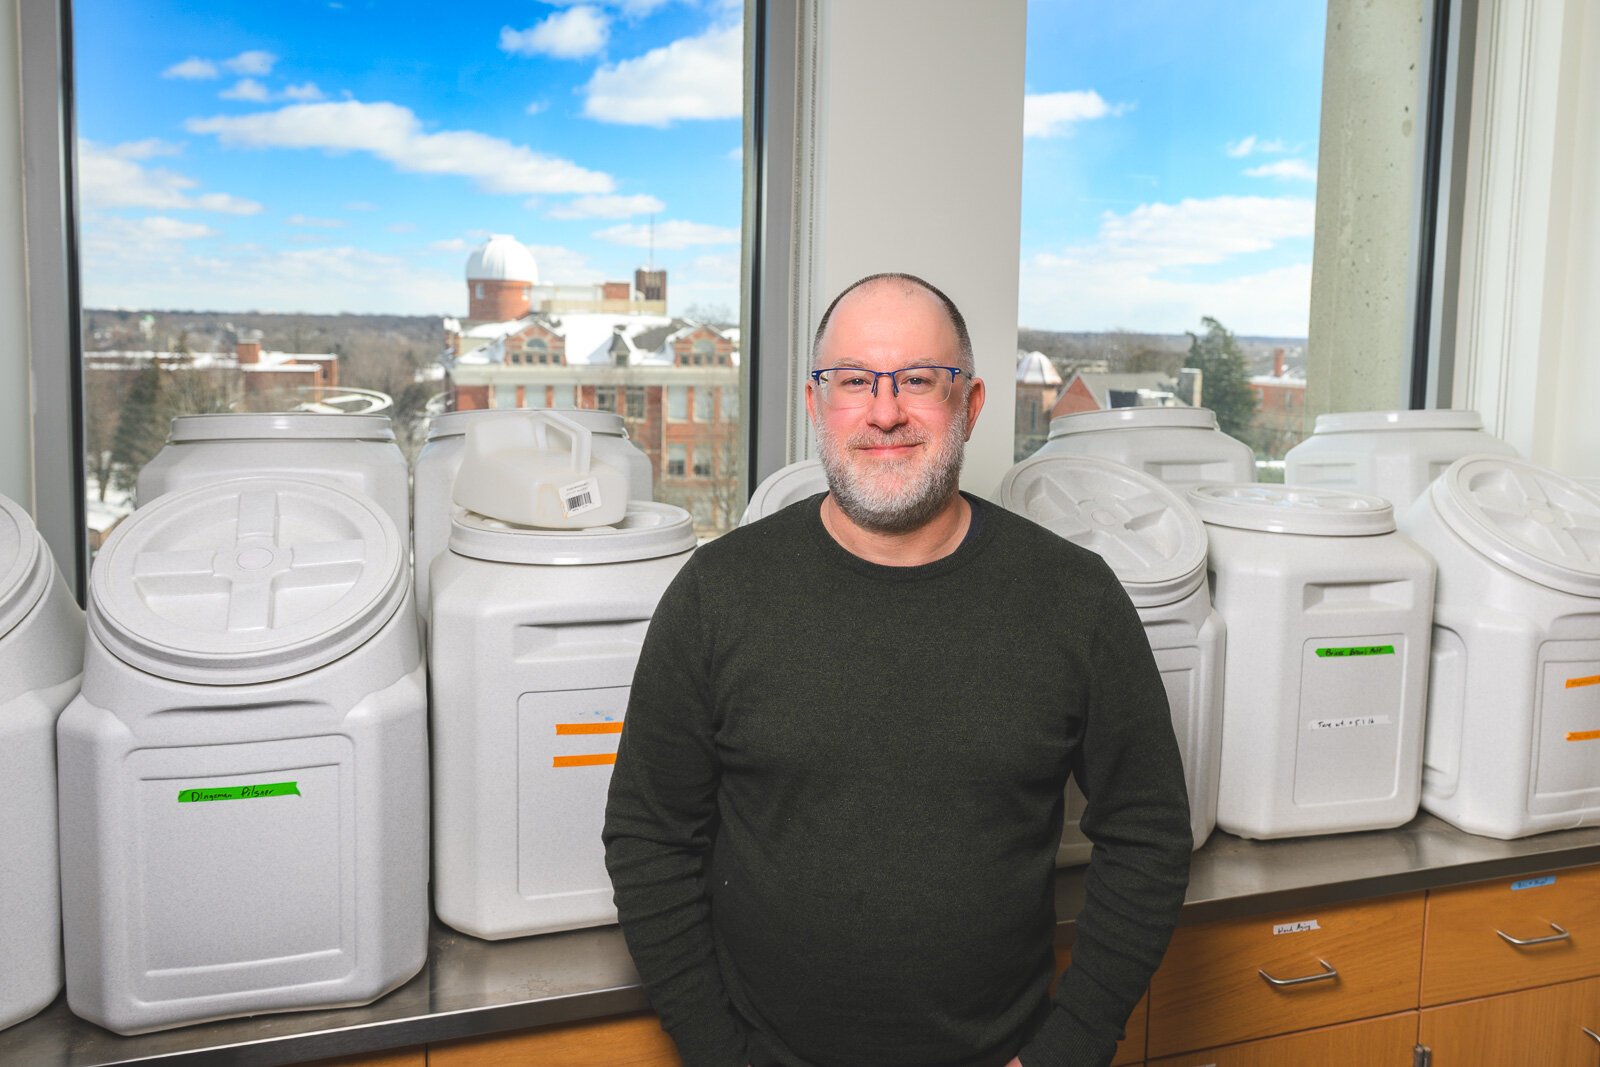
[668,386,688,420]
[693,450,713,478]
[694,338,717,364]
[694,387,714,421]
[551,385,574,409]
[595,387,617,412]
[667,444,687,477]
[528,338,549,365]
[721,388,738,420]
[626,387,646,419]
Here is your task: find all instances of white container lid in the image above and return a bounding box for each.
[1429,455,1600,598]
[168,412,396,443]
[0,493,47,640]
[1312,409,1486,435]
[449,501,696,565]
[427,407,627,441]
[742,460,829,524]
[1048,407,1219,438]
[90,477,408,685]
[996,455,1207,606]
[1188,483,1396,536]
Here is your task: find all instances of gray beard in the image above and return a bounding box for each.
[816,401,968,535]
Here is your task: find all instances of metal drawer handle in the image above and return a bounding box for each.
[1583,1026,1599,1046]
[1495,921,1570,947]
[1258,958,1339,987]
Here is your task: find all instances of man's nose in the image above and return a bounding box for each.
[866,375,909,428]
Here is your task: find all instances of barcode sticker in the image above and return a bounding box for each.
[561,477,602,519]
[1273,919,1321,935]
[1512,876,1555,891]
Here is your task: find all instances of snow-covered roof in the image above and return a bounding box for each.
[1016,350,1062,386]
[449,312,743,369]
[465,234,539,283]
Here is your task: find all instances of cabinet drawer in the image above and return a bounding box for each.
[1146,893,1424,1058]
[1418,975,1600,1066]
[1147,1010,1419,1066]
[430,1013,680,1066]
[1422,866,1600,1006]
[1058,946,1146,1066]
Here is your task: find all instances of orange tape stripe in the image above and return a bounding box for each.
[553,753,617,768]
[555,722,624,735]
[1566,730,1600,743]
[1566,675,1600,689]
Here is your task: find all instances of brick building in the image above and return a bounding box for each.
[1248,347,1308,458]
[443,234,741,532]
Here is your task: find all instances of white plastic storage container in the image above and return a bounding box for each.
[1398,457,1600,838]
[138,413,410,536]
[413,409,650,621]
[430,502,697,939]
[0,494,84,1032]
[740,459,829,525]
[1037,408,1256,486]
[57,477,428,1034]
[1189,484,1435,839]
[995,455,1224,864]
[1285,409,1517,511]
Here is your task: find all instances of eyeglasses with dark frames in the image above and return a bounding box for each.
[809,365,966,408]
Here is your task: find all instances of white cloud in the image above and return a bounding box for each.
[1227,135,1290,158]
[223,50,278,76]
[163,58,219,80]
[186,100,615,195]
[541,0,672,17]
[387,221,417,233]
[80,237,461,315]
[593,219,739,248]
[524,101,546,116]
[287,214,345,228]
[726,145,742,163]
[1023,91,1129,139]
[282,82,326,102]
[548,193,665,219]
[501,6,610,59]
[104,138,184,160]
[429,238,469,253]
[527,243,605,284]
[77,140,263,215]
[344,200,379,211]
[1019,196,1316,335]
[220,78,272,102]
[582,23,741,126]
[1244,158,1318,182]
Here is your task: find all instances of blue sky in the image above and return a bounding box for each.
[74,1,1325,336]
[74,0,745,318]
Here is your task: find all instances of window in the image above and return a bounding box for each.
[1015,2,1431,473]
[722,388,738,420]
[666,444,687,478]
[668,386,689,421]
[693,450,713,479]
[695,387,714,421]
[71,0,751,549]
[626,387,646,419]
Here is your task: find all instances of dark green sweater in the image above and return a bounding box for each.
[603,495,1190,1067]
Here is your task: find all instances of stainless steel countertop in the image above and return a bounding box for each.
[8,814,1600,1067]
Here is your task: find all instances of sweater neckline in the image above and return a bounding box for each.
[805,491,999,581]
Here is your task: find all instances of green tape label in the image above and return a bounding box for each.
[1315,645,1395,658]
[178,781,301,803]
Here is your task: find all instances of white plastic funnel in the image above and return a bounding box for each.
[452,411,628,529]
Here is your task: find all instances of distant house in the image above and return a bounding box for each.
[1248,347,1308,457]
[442,234,741,531]
[88,338,341,402]
[1049,370,1195,418]
[1014,351,1063,460]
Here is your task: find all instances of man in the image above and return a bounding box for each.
[604,273,1191,1067]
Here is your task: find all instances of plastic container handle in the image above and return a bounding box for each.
[532,410,592,474]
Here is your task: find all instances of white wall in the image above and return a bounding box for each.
[1452,0,1600,476]
[786,0,1027,493]
[0,0,34,511]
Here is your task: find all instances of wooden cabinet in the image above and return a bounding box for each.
[430,1013,680,1067]
[1146,1010,1419,1066]
[302,1051,426,1067]
[1145,893,1424,1058]
[1418,975,1600,1066]
[1421,866,1600,1006]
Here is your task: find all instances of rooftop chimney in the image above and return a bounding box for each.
[236,340,262,365]
[1273,347,1285,378]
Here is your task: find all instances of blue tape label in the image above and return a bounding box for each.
[1511,876,1555,891]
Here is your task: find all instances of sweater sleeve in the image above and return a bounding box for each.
[1019,575,1193,1067]
[603,560,749,1067]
